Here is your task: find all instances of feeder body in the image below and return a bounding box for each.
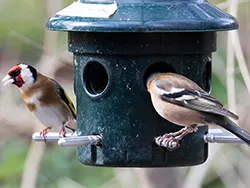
[46,0,238,167]
[71,32,212,167]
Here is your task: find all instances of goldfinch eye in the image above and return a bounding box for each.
[10,69,21,77]
[14,69,21,75]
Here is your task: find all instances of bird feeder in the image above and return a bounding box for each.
[46,0,238,167]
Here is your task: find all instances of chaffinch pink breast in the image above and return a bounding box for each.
[147,72,250,148]
[2,63,76,141]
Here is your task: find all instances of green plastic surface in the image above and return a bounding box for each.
[46,0,237,166]
[47,0,238,32]
[72,32,211,167]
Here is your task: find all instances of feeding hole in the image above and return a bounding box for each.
[202,58,212,93]
[83,61,108,96]
[144,62,176,88]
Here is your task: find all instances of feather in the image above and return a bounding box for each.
[158,86,238,120]
[49,78,76,119]
[152,73,238,120]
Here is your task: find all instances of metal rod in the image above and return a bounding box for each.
[33,129,243,148]
[204,132,244,144]
[32,132,102,146]
[58,135,102,147]
[32,132,76,142]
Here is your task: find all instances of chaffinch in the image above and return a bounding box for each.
[147,72,250,148]
[2,63,76,141]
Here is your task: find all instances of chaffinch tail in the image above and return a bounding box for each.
[147,72,250,148]
[2,63,76,142]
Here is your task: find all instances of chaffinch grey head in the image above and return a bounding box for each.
[2,63,76,142]
[147,72,250,148]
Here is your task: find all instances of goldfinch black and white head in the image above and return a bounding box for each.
[2,63,37,88]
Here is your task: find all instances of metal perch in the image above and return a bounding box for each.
[32,129,244,149]
[32,132,102,146]
[155,129,244,150]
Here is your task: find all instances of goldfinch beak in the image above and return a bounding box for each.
[2,75,14,86]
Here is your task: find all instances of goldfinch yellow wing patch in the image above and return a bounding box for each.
[59,88,76,119]
[50,78,76,119]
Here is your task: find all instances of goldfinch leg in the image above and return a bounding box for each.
[59,126,66,137]
[40,127,52,143]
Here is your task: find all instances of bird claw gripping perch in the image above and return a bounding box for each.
[40,127,52,143]
[155,129,247,151]
[155,136,180,151]
[59,127,67,137]
[155,126,197,150]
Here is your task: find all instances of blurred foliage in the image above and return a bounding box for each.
[0,0,72,62]
[0,0,45,60]
[0,141,28,188]
[0,0,249,188]
[0,139,114,188]
[211,74,227,104]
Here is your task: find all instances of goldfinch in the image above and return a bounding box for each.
[2,63,76,141]
[147,72,250,148]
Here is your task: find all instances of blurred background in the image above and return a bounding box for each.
[0,0,250,188]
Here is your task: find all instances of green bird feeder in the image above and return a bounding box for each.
[46,0,238,167]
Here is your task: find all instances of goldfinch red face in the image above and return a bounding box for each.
[2,63,37,88]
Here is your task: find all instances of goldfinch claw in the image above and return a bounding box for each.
[59,127,66,137]
[40,127,51,143]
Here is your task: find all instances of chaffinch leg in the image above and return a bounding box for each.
[159,124,198,150]
[159,127,187,146]
[173,125,198,141]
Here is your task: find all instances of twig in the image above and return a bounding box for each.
[57,177,86,188]
[213,151,248,188]
[9,31,53,55]
[216,0,249,9]
[182,144,222,188]
[20,1,62,188]
[183,0,241,187]
[227,0,238,115]
[227,33,237,111]
[213,53,245,89]
[20,141,46,188]
[114,169,139,188]
[231,31,250,95]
